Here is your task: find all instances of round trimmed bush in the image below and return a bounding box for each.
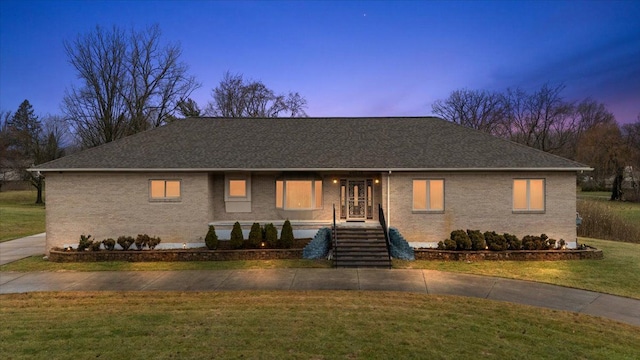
[450,230,471,250]
[467,229,486,250]
[484,231,507,251]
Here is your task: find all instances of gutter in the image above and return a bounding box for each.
[30,167,594,173]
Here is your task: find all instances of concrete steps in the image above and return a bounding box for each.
[334,225,391,268]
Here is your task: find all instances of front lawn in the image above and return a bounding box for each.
[395,238,640,299]
[1,291,638,359]
[0,190,45,242]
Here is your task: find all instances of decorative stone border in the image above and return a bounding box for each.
[49,248,303,263]
[413,248,603,261]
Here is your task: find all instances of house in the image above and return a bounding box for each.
[32,117,591,253]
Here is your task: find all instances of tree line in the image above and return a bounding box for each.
[432,85,640,200]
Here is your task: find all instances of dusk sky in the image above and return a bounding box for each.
[1,0,639,124]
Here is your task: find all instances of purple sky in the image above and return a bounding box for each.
[1,0,639,124]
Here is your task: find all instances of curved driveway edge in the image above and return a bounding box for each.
[1,268,638,327]
[0,233,45,265]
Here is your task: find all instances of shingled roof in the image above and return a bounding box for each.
[34,117,590,172]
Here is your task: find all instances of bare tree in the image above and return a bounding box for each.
[432,89,505,135]
[205,72,307,117]
[501,83,576,154]
[63,25,200,148]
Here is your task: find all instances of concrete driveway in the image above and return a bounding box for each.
[0,232,45,265]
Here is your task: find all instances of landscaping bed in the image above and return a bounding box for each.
[414,247,603,261]
[49,247,304,263]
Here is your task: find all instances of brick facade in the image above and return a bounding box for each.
[44,170,578,254]
[45,172,212,253]
[383,172,577,247]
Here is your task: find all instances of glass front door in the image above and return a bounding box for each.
[340,179,374,220]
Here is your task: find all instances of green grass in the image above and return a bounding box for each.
[0,258,332,272]
[1,291,638,359]
[0,190,45,242]
[395,238,640,299]
[577,190,640,224]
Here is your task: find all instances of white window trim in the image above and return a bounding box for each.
[276,179,323,211]
[513,178,546,213]
[149,179,182,202]
[225,174,251,202]
[412,179,445,213]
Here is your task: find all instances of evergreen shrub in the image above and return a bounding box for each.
[467,229,486,250]
[205,225,218,250]
[264,223,278,248]
[279,219,294,249]
[248,222,263,248]
[230,222,244,249]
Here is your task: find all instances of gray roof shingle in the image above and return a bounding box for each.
[34,117,590,171]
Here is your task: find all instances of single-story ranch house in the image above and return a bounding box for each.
[33,117,591,254]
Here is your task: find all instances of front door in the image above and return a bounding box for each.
[347,179,366,219]
[340,179,374,220]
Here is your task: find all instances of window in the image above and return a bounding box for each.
[150,180,181,200]
[412,179,444,211]
[224,174,250,201]
[229,180,247,197]
[276,179,322,210]
[513,179,545,211]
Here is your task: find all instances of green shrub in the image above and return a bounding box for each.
[135,234,150,250]
[230,222,244,249]
[443,238,457,250]
[522,235,545,250]
[102,238,116,251]
[504,233,521,250]
[264,223,278,248]
[205,225,218,250]
[117,236,134,251]
[437,241,445,250]
[450,230,471,250]
[484,231,508,251]
[467,230,486,250]
[77,234,93,251]
[279,219,294,249]
[147,236,161,249]
[89,240,102,251]
[248,222,263,249]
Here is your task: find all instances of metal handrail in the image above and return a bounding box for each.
[332,203,337,268]
[378,203,392,268]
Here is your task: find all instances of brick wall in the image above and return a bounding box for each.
[45,172,211,253]
[386,172,578,247]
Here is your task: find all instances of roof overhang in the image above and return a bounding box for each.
[30,167,594,173]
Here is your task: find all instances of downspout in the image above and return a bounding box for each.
[387,170,391,233]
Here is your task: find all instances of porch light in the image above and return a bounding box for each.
[332,179,338,184]
[374,179,380,184]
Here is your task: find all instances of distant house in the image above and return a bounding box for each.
[33,117,591,253]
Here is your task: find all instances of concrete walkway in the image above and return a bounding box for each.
[1,268,639,327]
[0,232,45,265]
[0,234,638,327]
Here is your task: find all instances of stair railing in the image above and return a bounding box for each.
[378,203,392,268]
[332,203,337,268]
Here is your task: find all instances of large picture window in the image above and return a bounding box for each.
[150,180,181,200]
[276,180,322,210]
[513,179,545,211]
[412,179,444,211]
